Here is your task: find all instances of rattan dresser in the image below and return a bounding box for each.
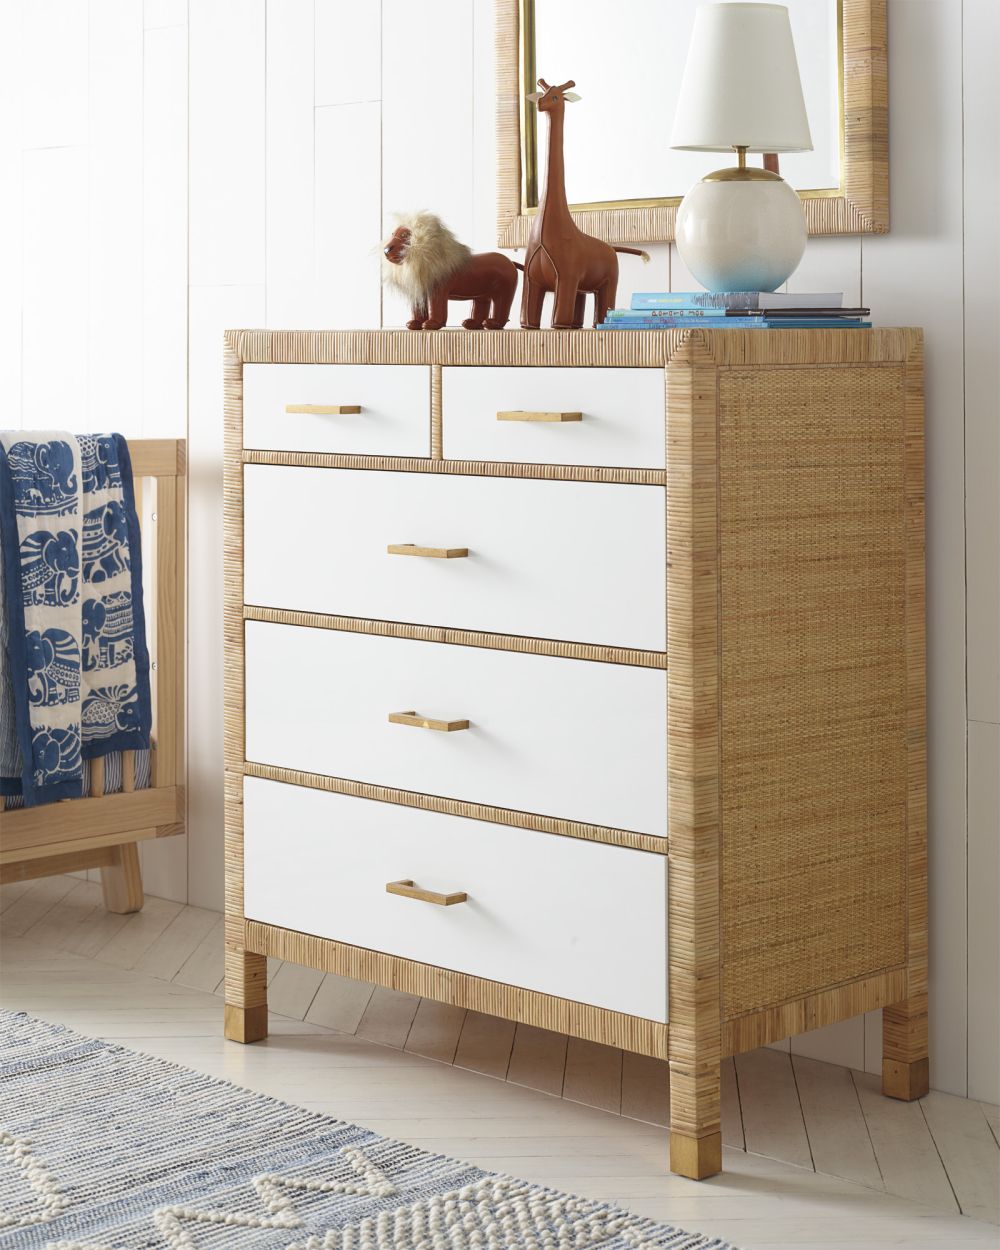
[223,327,927,1179]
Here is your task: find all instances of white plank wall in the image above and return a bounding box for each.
[0,0,995,1104]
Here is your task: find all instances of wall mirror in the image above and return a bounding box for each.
[496,0,887,247]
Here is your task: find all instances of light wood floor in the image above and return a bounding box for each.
[1,877,998,1250]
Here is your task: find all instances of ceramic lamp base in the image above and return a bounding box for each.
[675,175,807,293]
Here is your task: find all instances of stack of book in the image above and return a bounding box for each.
[597,291,871,330]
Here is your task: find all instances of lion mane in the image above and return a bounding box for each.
[381,212,472,308]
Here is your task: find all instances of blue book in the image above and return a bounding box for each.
[598,317,870,330]
[606,307,740,319]
[629,291,843,311]
[599,316,767,329]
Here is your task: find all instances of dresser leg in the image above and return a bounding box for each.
[224,949,268,1043]
[882,993,929,1100]
[668,1062,723,1179]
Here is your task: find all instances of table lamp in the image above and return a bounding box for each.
[671,2,813,293]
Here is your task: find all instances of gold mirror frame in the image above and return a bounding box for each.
[496,0,888,247]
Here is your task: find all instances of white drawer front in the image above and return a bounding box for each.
[442,367,664,468]
[244,466,666,653]
[243,776,668,1020]
[244,622,667,837]
[243,364,430,455]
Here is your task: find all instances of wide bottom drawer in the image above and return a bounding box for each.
[243,776,668,1021]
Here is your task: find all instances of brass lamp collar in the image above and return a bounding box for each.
[703,145,785,183]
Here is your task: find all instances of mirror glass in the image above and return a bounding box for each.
[525,0,842,209]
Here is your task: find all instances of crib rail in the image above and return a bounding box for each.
[0,439,186,903]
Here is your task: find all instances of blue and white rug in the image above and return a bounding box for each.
[0,1013,735,1249]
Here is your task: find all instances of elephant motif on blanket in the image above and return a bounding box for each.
[79,433,123,494]
[18,529,79,607]
[83,500,131,583]
[83,593,135,672]
[7,439,77,517]
[25,628,81,707]
[82,683,141,741]
[30,724,81,788]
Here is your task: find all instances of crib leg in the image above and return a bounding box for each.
[100,842,144,914]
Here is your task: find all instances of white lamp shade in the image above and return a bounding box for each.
[670,3,813,154]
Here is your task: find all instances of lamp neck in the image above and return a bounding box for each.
[703,146,783,183]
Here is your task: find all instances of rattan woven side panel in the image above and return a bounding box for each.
[718,363,909,1019]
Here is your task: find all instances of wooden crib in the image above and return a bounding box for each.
[0,438,186,913]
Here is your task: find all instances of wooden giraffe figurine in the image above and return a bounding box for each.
[521,78,648,329]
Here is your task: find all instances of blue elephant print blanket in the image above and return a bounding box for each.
[0,432,151,806]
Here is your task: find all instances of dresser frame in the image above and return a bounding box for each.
[223,327,927,1179]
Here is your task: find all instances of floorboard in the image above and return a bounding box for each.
[562,1036,623,1115]
[133,904,218,981]
[736,1047,814,1171]
[0,875,80,938]
[304,972,376,1034]
[981,1101,1000,1147]
[506,1023,568,1096]
[720,1057,745,1149]
[355,986,421,1049]
[403,998,467,1064]
[920,1089,1000,1222]
[0,880,32,912]
[172,914,226,991]
[793,1055,883,1190]
[267,961,326,1021]
[621,1051,669,1127]
[853,1070,960,1212]
[453,1010,516,1079]
[98,895,186,970]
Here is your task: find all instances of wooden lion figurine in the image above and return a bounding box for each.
[381,212,522,330]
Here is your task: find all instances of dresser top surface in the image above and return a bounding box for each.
[225,327,922,370]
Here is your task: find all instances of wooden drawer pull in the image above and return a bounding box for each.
[285,404,362,415]
[386,879,468,906]
[388,710,470,733]
[387,544,469,559]
[496,410,582,422]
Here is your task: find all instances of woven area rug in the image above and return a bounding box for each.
[0,1012,735,1249]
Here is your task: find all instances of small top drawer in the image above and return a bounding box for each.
[441,367,664,468]
[243,364,431,456]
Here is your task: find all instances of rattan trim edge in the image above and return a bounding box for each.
[243,918,670,1058]
[664,335,723,1143]
[243,605,668,671]
[882,335,929,1068]
[242,448,665,486]
[224,328,919,370]
[723,968,908,1056]
[242,761,668,855]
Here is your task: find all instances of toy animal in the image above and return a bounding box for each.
[381,212,522,330]
[522,79,649,329]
